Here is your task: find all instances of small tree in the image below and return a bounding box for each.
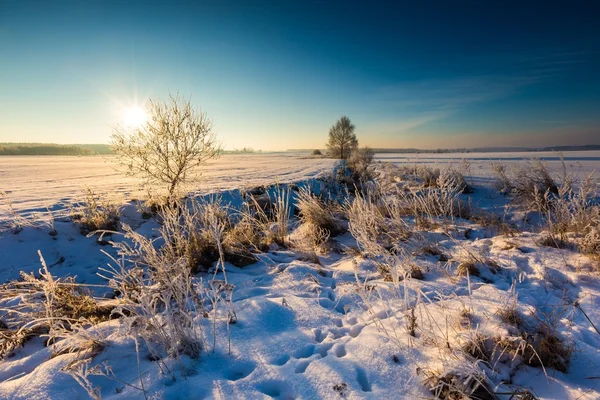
[111,94,220,199]
[326,116,358,159]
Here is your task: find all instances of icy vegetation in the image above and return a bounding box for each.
[1,153,600,399]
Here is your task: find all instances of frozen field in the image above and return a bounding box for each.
[0,153,336,215]
[2,151,599,217]
[376,150,600,182]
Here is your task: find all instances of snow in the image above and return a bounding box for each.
[1,153,600,399]
[375,150,600,184]
[0,153,336,217]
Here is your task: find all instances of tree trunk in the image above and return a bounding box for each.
[168,180,177,199]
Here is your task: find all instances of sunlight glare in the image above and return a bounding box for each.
[123,105,148,127]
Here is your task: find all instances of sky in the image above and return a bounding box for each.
[1,0,599,151]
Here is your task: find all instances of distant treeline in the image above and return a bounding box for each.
[0,143,112,156]
[224,147,263,154]
[289,144,600,154]
[370,145,600,153]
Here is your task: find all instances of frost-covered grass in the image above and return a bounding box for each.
[1,154,600,399]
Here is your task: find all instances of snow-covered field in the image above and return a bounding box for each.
[2,151,598,216]
[1,152,600,399]
[376,150,600,181]
[0,153,336,216]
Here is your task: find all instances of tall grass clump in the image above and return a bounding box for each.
[291,187,345,254]
[416,165,441,188]
[0,251,111,359]
[296,187,343,235]
[491,162,512,194]
[225,185,292,255]
[71,188,122,235]
[157,200,222,272]
[493,158,560,209]
[539,174,600,251]
[101,196,247,365]
[491,158,600,254]
[347,187,418,282]
[101,251,203,360]
[124,197,257,273]
[398,169,472,229]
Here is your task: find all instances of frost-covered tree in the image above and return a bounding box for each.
[111,94,220,199]
[326,116,358,159]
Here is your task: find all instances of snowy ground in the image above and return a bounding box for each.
[0,153,336,217]
[1,153,600,399]
[375,150,600,182]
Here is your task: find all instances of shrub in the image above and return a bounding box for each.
[312,149,322,156]
[347,146,375,180]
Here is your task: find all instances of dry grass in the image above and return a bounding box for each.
[522,331,573,373]
[149,197,264,272]
[1,191,56,234]
[492,159,600,258]
[420,367,496,400]
[497,305,522,327]
[296,187,341,233]
[512,159,560,207]
[346,188,417,281]
[456,261,480,277]
[347,146,375,181]
[534,172,600,254]
[579,225,600,257]
[0,252,113,359]
[396,171,473,229]
[101,243,204,360]
[71,187,122,235]
[491,162,512,194]
[295,187,344,251]
[291,223,331,255]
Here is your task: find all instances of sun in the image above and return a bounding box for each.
[123,105,148,127]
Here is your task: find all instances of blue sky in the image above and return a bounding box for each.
[1,0,599,150]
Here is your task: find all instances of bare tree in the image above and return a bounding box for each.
[111,94,220,199]
[326,116,358,159]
